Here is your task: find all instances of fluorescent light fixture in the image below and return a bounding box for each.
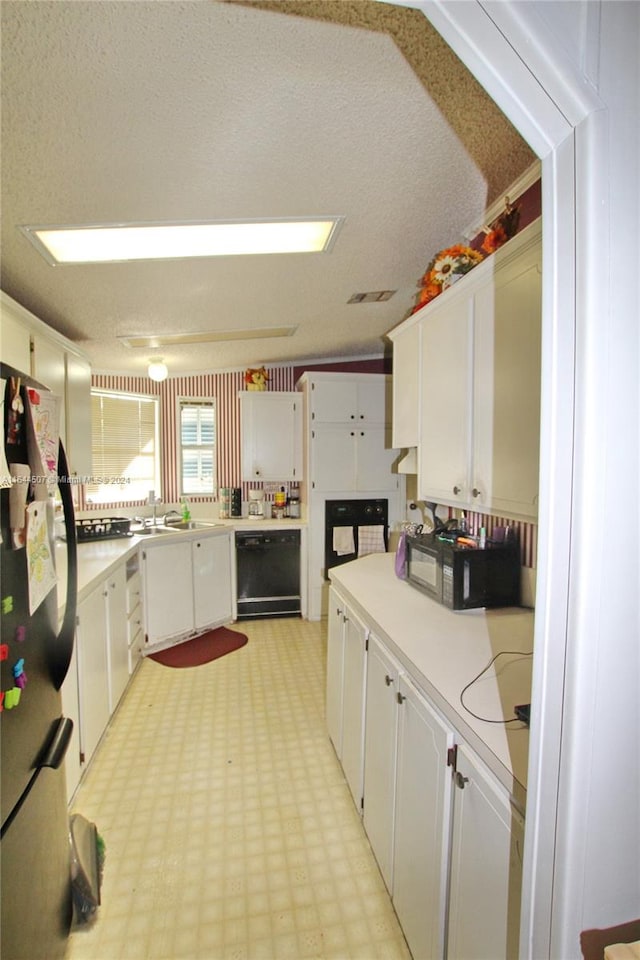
[147,358,168,382]
[120,326,297,349]
[20,217,344,265]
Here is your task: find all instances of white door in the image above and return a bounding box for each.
[393,673,454,960]
[473,235,542,519]
[418,292,471,506]
[310,378,357,422]
[355,426,398,492]
[447,743,525,960]
[326,589,345,754]
[193,534,232,630]
[76,582,110,765]
[362,633,400,891]
[340,605,368,810]
[355,377,388,424]
[310,424,355,491]
[106,562,129,712]
[143,540,193,646]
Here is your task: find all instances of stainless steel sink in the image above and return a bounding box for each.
[131,525,180,535]
[164,520,218,530]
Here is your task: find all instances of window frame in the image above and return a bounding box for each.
[87,388,161,504]
[177,397,217,497]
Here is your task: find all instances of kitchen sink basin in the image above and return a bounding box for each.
[164,520,219,530]
[131,525,179,535]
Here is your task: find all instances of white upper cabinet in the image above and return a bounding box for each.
[415,220,542,520]
[1,291,92,477]
[0,304,31,371]
[239,391,302,482]
[65,352,92,476]
[306,372,390,425]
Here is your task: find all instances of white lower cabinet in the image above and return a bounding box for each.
[362,633,401,891]
[105,563,129,712]
[393,673,455,960]
[330,586,525,960]
[325,588,368,810]
[446,744,525,960]
[193,534,232,630]
[142,531,233,650]
[75,581,110,768]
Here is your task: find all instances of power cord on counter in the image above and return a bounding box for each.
[459,650,533,724]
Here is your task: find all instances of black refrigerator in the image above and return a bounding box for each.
[1,363,78,960]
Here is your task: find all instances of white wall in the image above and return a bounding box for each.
[386,1,640,956]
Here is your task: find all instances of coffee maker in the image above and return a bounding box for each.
[248,489,265,518]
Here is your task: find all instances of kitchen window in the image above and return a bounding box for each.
[179,399,216,495]
[87,390,160,503]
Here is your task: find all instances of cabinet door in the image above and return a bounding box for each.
[341,605,368,810]
[65,352,92,476]
[326,589,346,754]
[355,426,399,491]
[240,392,302,481]
[106,563,129,712]
[0,307,31,371]
[418,293,471,506]
[142,540,193,646]
[192,533,232,630]
[31,333,67,448]
[310,424,356,491]
[310,378,357,423]
[356,377,389,424]
[393,674,455,960]
[447,743,525,960]
[472,245,542,520]
[362,634,400,891]
[391,321,420,448]
[76,582,110,766]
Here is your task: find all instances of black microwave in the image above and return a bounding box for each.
[405,533,521,610]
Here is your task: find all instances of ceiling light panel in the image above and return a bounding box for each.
[119,326,298,349]
[20,218,345,265]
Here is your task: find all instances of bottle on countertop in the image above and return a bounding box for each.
[181,498,191,522]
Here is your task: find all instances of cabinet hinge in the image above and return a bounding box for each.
[80,751,85,764]
[360,796,364,812]
[365,635,369,652]
[447,745,458,770]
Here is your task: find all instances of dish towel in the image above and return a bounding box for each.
[333,526,355,556]
[358,525,386,557]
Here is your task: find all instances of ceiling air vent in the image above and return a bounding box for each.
[347,290,396,304]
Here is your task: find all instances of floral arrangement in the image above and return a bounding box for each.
[480,198,521,255]
[244,366,269,391]
[412,243,484,312]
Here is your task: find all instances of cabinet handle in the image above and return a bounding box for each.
[342,614,349,623]
[350,414,355,420]
[472,487,481,498]
[350,431,355,437]
[454,771,470,790]
[360,431,364,437]
[396,692,406,704]
[453,485,461,495]
[359,414,364,420]
[385,674,394,686]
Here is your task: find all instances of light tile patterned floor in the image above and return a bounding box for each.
[64,618,411,960]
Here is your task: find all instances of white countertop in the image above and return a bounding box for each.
[330,553,534,802]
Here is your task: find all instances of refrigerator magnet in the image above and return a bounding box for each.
[4,687,21,710]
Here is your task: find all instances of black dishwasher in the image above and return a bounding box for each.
[235,530,301,620]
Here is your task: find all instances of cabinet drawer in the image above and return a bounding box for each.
[127,603,143,644]
[126,572,141,615]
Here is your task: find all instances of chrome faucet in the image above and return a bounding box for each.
[162,509,182,525]
[147,491,160,526]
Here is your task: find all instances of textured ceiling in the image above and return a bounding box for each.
[0,0,534,376]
